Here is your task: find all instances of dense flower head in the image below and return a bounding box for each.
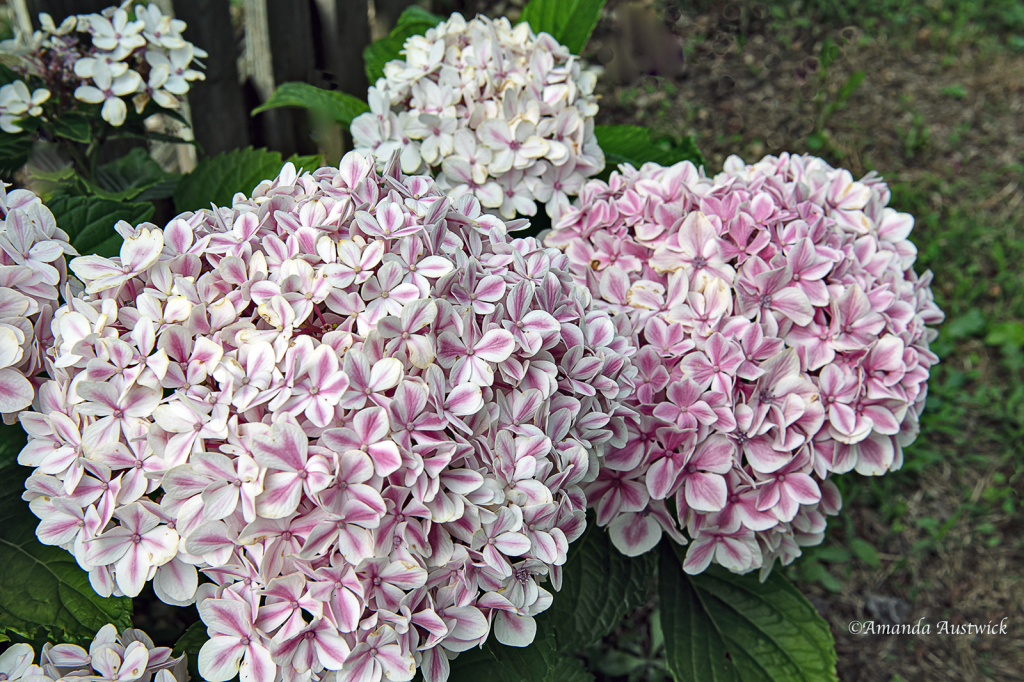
[0,183,74,421]
[351,13,604,222]
[19,152,636,682]
[545,152,943,576]
[0,624,186,682]
[0,3,206,128]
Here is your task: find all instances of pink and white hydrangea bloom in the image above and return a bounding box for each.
[0,3,206,127]
[546,152,943,577]
[22,624,187,682]
[351,13,604,222]
[0,183,74,421]
[19,152,637,682]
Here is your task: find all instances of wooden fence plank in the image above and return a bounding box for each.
[313,0,370,97]
[172,0,251,158]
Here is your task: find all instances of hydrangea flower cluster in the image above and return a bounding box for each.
[545,153,943,576]
[0,624,186,682]
[0,3,206,128]
[0,183,74,422]
[351,13,605,222]
[19,152,636,682]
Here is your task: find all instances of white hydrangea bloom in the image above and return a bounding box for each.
[351,13,604,222]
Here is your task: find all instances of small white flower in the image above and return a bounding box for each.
[39,12,77,36]
[89,8,146,53]
[73,45,133,79]
[405,113,456,165]
[0,81,49,132]
[136,3,187,49]
[74,62,142,126]
[145,45,204,95]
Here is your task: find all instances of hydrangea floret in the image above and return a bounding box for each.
[0,624,186,682]
[19,152,636,682]
[0,3,206,128]
[350,13,605,221]
[545,152,943,576]
[0,182,74,421]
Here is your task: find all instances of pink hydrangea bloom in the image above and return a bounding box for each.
[350,13,604,222]
[19,152,636,682]
[5,624,186,682]
[0,183,74,420]
[545,152,943,577]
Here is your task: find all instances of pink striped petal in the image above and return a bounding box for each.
[608,512,662,557]
[199,636,245,682]
[493,611,536,647]
[682,535,716,574]
[684,472,728,512]
[473,329,515,363]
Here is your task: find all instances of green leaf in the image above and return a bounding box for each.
[24,164,77,202]
[812,546,850,564]
[47,196,155,258]
[941,308,985,340]
[659,543,838,682]
[51,113,92,144]
[519,0,607,55]
[91,148,179,202]
[363,6,446,83]
[984,321,1024,347]
[173,147,292,213]
[940,83,967,100]
[536,522,654,652]
[448,627,593,682]
[595,650,649,677]
[849,539,881,569]
[287,153,324,173]
[821,71,865,122]
[0,455,133,644]
[0,421,28,470]
[595,125,705,173]
[0,130,32,176]
[0,63,20,87]
[252,82,369,125]
[172,620,208,682]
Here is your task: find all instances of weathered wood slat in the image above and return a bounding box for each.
[172,0,251,157]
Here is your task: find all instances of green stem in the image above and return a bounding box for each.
[86,127,107,179]
[63,140,92,182]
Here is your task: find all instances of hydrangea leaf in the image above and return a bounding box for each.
[172,620,208,682]
[0,420,27,469]
[172,147,317,213]
[518,0,607,56]
[448,626,593,682]
[47,195,155,258]
[658,543,838,682]
[0,63,19,86]
[0,460,133,645]
[595,125,706,172]
[0,130,32,176]
[536,521,655,652]
[51,113,92,144]
[288,153,323,173]
[252,82,369,125]
[90,148,179,202]
[363,6,446,83]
